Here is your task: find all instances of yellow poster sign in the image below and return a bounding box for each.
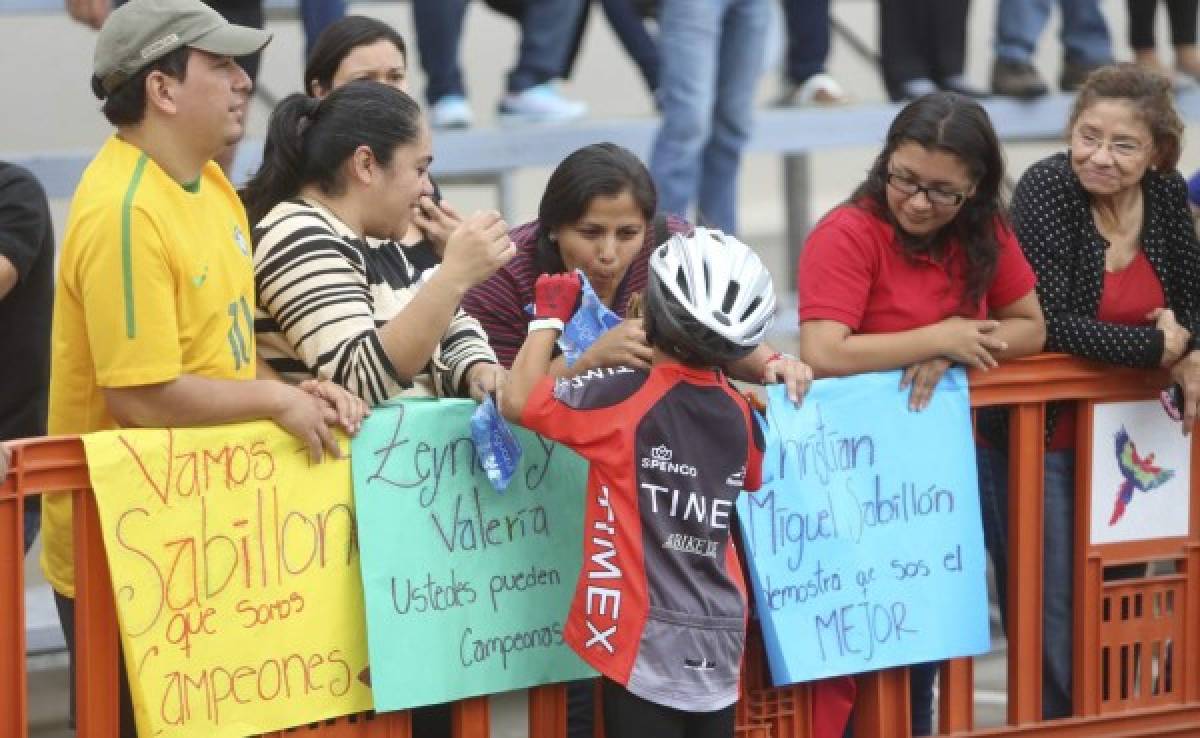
[83,421,373,737]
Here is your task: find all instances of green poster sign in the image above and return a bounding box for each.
[351,399,595,711]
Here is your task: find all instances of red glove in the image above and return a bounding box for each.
[533,272,582,323]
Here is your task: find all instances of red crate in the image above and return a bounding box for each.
[735,623,810,738]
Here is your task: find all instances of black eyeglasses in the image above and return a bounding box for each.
[886,172,968,207]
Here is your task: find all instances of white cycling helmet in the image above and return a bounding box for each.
[645,227,776,362]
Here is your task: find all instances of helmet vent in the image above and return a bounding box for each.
[675,268,691,297]
[712,311,731,326]
[721,283,739,314]
[741,296,762,321]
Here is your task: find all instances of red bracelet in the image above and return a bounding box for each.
[760,351,788,384]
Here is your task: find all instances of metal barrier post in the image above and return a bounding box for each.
[851,667,910,736]
[0,455,28,738]
[1006,403,1045,724]
[939,658,974,732]
[528,684,567,737]
[74,488,122,736]
[452,695,490,738]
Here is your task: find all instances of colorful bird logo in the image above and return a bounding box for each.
[1109,426,1175,526]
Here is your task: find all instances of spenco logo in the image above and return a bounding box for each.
[641,444,697,477]
[140,33,181,60]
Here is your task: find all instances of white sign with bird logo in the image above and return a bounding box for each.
[1089,399,1192,545]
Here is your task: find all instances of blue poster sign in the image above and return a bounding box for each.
[737,369,991,684]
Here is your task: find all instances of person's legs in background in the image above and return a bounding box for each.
[1167,0,1200,80]
[561,0,658,99]
[413,0,473,128]
[991,0,1052,97]
[931,0,987,96]
[1127,0,1163,72]
[565,679,595,738]
[649,0,721,226]
[600,0,660,94]
[23,498,39,553]
[975,443,1076,721]
[54,592,137,736]
[1040,449,1076,720]
[879,0,937,102]
[776,0,847,106]
[1057,0,1114,90]
[498,0,589,123]
[909,662,938,736]
[976,443,1011,633]
[300,0,345,59]
[696,0,767,234]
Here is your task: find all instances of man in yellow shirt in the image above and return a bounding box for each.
[44,0,365,731]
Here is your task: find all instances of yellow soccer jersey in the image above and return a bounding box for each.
[42,135,256,596]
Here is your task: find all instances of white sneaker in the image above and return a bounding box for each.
[430,94,473,129]
[497,83,587,125]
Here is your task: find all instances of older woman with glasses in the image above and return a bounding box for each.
[976,63,1200,721]
[796,91,1045,736]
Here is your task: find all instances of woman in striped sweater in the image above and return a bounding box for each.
[241,82,514,406]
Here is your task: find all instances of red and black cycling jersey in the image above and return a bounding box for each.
[521,361,764,712]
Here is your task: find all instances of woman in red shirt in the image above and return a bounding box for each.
[797,91,1046,735]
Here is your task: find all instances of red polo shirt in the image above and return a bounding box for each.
[1048,249,1165,449]
[797,204,1036,332]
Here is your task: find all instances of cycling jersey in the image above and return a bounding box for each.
[521,361,764,712]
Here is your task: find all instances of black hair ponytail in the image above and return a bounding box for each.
[240,82,423,227]
[241,93,320,226]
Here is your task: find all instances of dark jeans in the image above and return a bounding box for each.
[600,677,735,738]
[567,679,596,738]
[878,0,968,99]
[977,445,1075,720]
[909,662,937,736]
[23,497,39,554]
[566,0,660,91]
[54,591,138,737]
[300,0,346,59]
[413,0,586,102]
[1127,0,1198,49]
[781,0,832,85]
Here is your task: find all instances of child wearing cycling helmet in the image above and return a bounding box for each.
[502,227,787,738]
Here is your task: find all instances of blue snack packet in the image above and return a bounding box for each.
[559,270,621,367]
[470,394,522,492]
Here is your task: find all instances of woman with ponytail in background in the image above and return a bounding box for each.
[241,81,514,407]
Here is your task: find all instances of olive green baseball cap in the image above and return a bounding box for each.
[93,0,272,97]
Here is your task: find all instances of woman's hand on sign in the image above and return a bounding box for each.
[935,316,1006,370]
[900,357,953,412]
[466,363,507,404]
[271,383,343,462]
[761,353,813,406]
[299,379,370,435]
[576,318,654,372]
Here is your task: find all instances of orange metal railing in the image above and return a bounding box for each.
[4,355,1200,738]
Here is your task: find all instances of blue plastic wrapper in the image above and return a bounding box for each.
[558,270,622,366]
[470,394,523,492]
